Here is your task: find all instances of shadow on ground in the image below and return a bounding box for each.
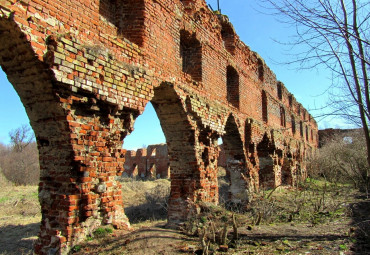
[125,202,168,224]
[72,224,195,255]
[0,222,39,255]
[350,195,370,254]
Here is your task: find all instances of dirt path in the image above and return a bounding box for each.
[72,217,366,255]
[1,183,369,255]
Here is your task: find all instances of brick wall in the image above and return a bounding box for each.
[0,0,318,254]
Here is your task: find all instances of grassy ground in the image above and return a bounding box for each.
[0,173,40,255]
[0,172,369,255]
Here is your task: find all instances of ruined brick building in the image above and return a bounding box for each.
[124,144,226,178]
[123,144,225,179]
[124,144,171,178]
[0,0,318,254]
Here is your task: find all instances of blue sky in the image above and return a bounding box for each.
[0,0,351,148]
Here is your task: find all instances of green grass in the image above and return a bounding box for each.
[0,197,9,203]
[93,227,113,238]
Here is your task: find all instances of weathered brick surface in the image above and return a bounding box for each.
[0,0,318,254]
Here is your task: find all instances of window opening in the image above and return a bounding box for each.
[262,90,268,123]
[277,82,282,100]
[99,0,145,46]
[221,22,236,54]
[180,30,202,82]
[291,115,296,134]
[226,66,239,108]
[280,107,286,127]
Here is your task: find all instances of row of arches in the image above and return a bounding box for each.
[0,16,312,255]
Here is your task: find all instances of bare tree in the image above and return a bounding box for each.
[0,125,39,185]
[9,124,34,152]
[261,0,370,185]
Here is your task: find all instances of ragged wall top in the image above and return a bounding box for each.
[0,0,318,147]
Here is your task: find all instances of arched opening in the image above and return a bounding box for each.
[124,102,166,150]
[150,83,202,224]
[311,129,314,142]
[257,133,276,189]
[277,82,283,100]
[0,67,41,254]
[288,94,293,107]
[291,115,296,135]
[148,163,156,179]
[306,126,309,141]
[257,59,264,82]
[280,107,286,127]
[99,0,145,46]
[226,65,239,109]
[180,30,202,82]
[0,18,92,254]
[300,121,304,137]
[262,90,268,123]
[132,163,138,178]
[281,153,293,186]
[220,115,248,208]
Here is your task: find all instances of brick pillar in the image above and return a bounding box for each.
[195,128,220,204]
[34,92,133,255]
[151,84,220,224]
[273,151,283,187]
[165,128,220,224]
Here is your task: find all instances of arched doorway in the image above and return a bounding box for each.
[221,114,249,208]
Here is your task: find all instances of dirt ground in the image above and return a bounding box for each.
[0,177,369,255]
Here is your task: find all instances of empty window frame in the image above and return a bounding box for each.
[99,0,145,46]
[280,107,286,127]
[221,22,236,54]
[291,115,296,134]
[277,82,282,100]
[226,66,240,108]
[180,30,202,82]
[258,59,264,82]
[262,90,268,123]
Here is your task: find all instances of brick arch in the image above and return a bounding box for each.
[222,114,249,205]
[0,0,320,253]
[0,18,80,254]
[151,82,204,224]
[0,17,137,255]
[257,132,276,189]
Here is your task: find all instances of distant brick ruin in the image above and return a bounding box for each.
[124,144,171,179]
[0,0,318,254]
[123,144,226,179]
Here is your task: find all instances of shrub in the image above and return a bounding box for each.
[308,129,368,192]
[0,125,39,186]
[0,142,39,185]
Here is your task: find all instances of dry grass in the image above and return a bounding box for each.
[121,178,170,223]
[0,181,40,255]
[0,176,369,255]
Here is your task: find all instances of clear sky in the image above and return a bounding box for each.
[0,0,352,149]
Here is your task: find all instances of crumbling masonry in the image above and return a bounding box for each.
[0,0,318,254]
